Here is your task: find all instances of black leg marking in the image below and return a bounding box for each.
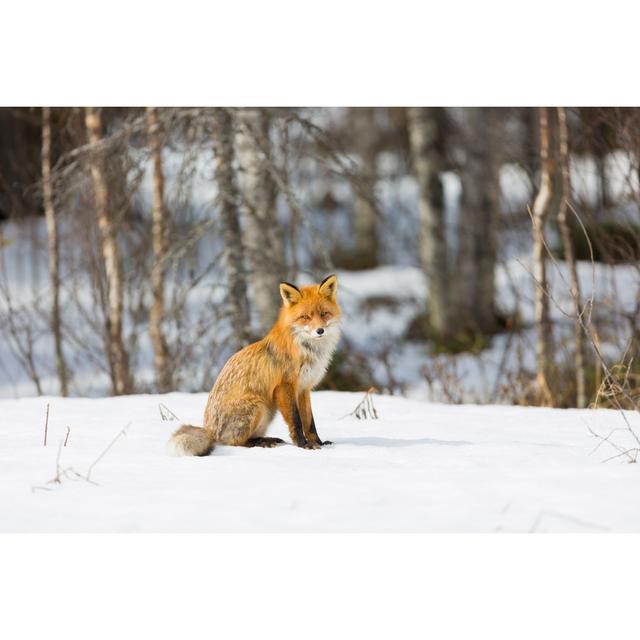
[245,437,285,448]
[309,415,332,446]
[292,403,310,448]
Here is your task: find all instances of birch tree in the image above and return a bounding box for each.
[456,108,501,335]
[213,108,251,349]
[235,108,284,333]
[146,107,172,392]
[557,106,587,408]
[41,107,69,395]
[85,107,132,395]
[531,107,554,406]
[351,107,380,267]
[407,107,450,340]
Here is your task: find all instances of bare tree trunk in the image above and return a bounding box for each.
[352,107,380,267]
[213,108,251,350]
[596,151,610,211]
[146,107,172,392]
[456,108,501,334]
[280,121,299,281]
[41,107,69,396]
[531,107,554,406]
[557,106,587,408]
[235,108,284,333]
[407,107,450,339]
[85,107,132,395]
[523,107,540,195]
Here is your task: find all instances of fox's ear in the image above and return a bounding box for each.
[280,282,302,307]
[318,274,338,300]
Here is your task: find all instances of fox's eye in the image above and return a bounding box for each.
[298,315,311,321]
[320,311,331,318]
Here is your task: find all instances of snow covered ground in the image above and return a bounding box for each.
[2,391,639,532]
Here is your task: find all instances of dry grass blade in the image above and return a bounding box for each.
[600,448,639,464]
[43,403,50,446]
[86,422,130,482]
[32,422,130,492]
[31,439,98,493]
[158,403,179,421]
[347,387,379,420]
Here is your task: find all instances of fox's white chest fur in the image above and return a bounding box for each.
[296,329,340,390]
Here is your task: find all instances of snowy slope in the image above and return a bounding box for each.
[1,391,639,532]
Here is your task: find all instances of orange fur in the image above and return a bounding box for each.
[168,275,341,455]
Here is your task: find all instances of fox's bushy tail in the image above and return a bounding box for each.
[167,424,215,456]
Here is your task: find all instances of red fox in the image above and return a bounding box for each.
[167,274,341,455]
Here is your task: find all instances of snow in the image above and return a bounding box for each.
[2,391,639,532]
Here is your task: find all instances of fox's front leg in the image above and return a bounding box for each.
[274,384,316,449]
[299,389,332,447]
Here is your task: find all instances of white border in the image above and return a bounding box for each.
[3,0,640,105]
[1,534,638,639]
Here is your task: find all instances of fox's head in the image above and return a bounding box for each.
[278,274,341,345]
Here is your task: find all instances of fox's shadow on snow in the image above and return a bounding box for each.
[332,436,472,448]
[211,436,472,454]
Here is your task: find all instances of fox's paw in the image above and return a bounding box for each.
[245,437,285,448]
[301,441,322,450]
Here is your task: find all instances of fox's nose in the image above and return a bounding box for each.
[316,327,324,335]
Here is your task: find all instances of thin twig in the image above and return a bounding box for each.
[158,403,179,421]
[86,422,130,483]
[601,448,639,464]
[43,403,50,447]
[49,440,64,484]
